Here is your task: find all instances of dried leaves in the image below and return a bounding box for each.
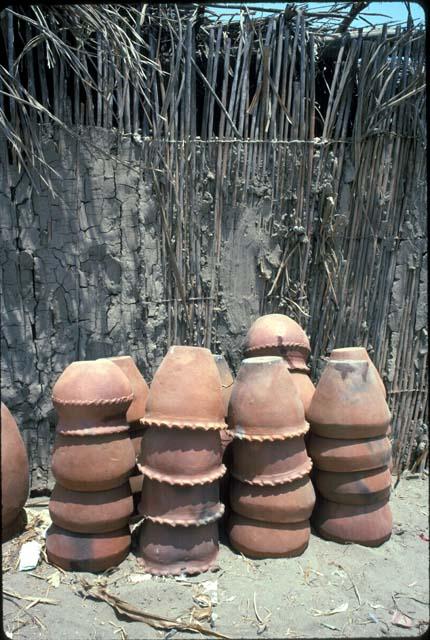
[77,577,230,639]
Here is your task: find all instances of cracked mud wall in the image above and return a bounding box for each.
[1,128,427,492]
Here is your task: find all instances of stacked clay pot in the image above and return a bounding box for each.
[227,356,315,558]
[308,347,393,547]
[244,313,315,418]
[1,402,30,542]
[46,360,135,571]
[213,354,234,516]
[137,346,227,575]
[107,356,149,522]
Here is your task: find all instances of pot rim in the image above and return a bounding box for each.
[136,552,219,576]
[139,503,225,527]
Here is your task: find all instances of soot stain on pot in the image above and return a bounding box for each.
[334,362,354,379]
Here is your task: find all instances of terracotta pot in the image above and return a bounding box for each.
[329,347,386,398]
[220,470,230,512]
[52,431,135,491]
[307,433,392,472]
[49,482,133,533]
[46,524,130,572]
[228,357,308,440]
[139,477,224,526]
[142,346,225,430]
[313,467,391,505]
[2,510,28,544]
[220,428,234,456]
[230,476,315,523]
[213,354,234,420]
[231,436,312,485]
[312,497,392,546]
[308,357,391,439]
[129,422,147,457]
[107,356,149,422]
[243,314,310,371]
[52,360,132,436]
[137,520,219,576]
[138,426,224,484]
[1,403,29,540]
[290,371,315,417]
[129,473,144,524]
[227,513,310,558]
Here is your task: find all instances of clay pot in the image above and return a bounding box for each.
[1,403,29,541]
[46,524,130,572]
[142,346,225,430]
[128,420,146,520]
[2,510,28,542]
[52,431,136,492]
[307,433,392,472]
[219,470,230,513]
[49,482,133,533]
[139,477,224,526]
[137,520,219,576]
[230,476,315,523]
[313,467,391,505]
[227,513,310,558]
[213,354,234,420]
[244,314,310,371]
[290,371,315,417]
[138,426,224,484]
[52,360,132,436]
[308,357,391,440]
[231,436,312,485]
[329,347,386,398]
[228,357,308,440]
[220,428,234,456]
[107,356,149,422]
[129,473,144,523]
[129,422,147,457]
[312,497,392,546]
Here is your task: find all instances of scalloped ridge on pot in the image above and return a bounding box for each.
[142,346,225,430]
[329,347,386,398]
[49,482,134,533]
[227,512,310,558]
[213,354,234,420]
[313,466,392,505]
[230,475,316,523]
[308,357,391,439]
[307,433,392,473]
[231,435,312,485]
[46,524,131,572]
[243,314,310,370]
[52,360,133,435]
[139,476,225,526]
[138,462,226,486]
[1,402,29,541]
[138,425,223,484]
[137,520,219,576]
[228,356,307,439]
[312,497,392,546]
[107,356,149,423]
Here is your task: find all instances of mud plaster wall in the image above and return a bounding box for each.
[1,128,427,493]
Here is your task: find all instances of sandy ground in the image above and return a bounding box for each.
[2,474,429,640]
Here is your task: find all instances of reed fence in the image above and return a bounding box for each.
[0,4,427,477]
